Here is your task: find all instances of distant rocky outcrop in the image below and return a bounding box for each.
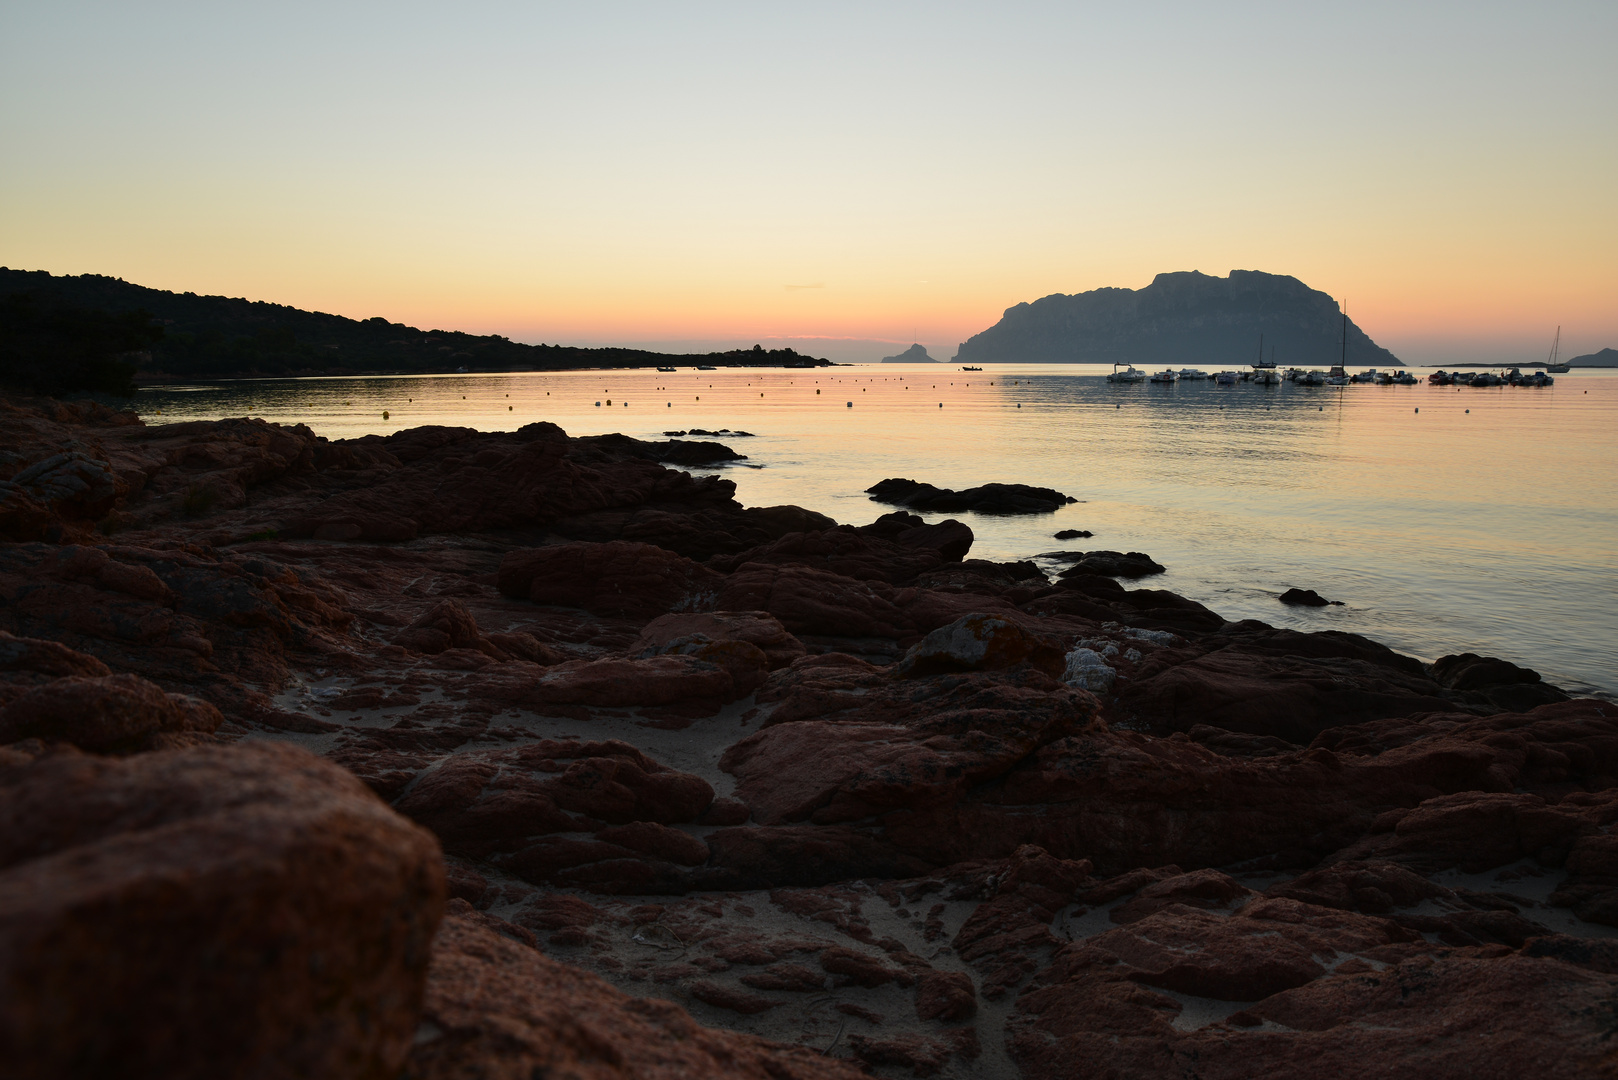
[1568,347,1618,368]
[880,343,940,363]
[954,270,1400,367]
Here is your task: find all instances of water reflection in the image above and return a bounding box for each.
[136,364,1618,699]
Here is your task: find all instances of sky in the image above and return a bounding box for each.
[2,1,1614,364]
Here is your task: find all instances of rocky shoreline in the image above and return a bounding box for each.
[2,396,1615,1078]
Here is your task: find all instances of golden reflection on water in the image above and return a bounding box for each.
[138,364,1618,699]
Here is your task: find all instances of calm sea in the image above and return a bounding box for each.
[136,363,1618,701]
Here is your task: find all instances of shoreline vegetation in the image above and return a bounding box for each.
[0,268,836,396]
[3,396,1617,1076]
[3,268,1614,401]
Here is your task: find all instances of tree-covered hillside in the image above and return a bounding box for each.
[0,269,830,387]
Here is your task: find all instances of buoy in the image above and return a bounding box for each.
[816,389,820,394]
[1466,409,1470,413]
[938,403,943,407]
[1017,403,1021,408]
[607,399,612,405]
[382,410,389,419]
[846,402,852,407]
[508,405,512,411]
[1414,407,1419,413]
[667,403,671,407]
[595,401,601,407]
[1116,404,1121,409]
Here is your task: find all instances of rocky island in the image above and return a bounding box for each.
[2,396,1616,1079]
[954,270,1402,368]
[881,344,941,363]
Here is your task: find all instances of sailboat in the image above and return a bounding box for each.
[1325,310,1351,384]
[1252,334,1276,370]
[1545,327,1570,373]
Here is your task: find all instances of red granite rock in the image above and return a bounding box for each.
[498,540,724,619]
[404,911,865,1080]
[631,610,806,669]
[0,672,221,753]
[913,969,976,1022]
[0,741,445,1080]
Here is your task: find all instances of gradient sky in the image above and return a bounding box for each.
[3,1,1614,363]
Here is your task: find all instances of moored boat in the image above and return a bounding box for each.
[1149,369,1178,384]
[1107,363,1147,383]
[1213,370,1240,386]
[1545,326,1570,373]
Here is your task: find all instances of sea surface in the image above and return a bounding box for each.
[135,363,1618,701]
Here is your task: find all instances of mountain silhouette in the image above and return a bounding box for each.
[954,270,1398,367]
[880,343,940,363]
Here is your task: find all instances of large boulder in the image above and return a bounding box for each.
[715,565,915,639]
[0,741,445,1080]
[631,611,806,670]
[894,613,1064,678]
[0,672,221,754]
[709,516,975,584]
[404,905,865,1080]
[498,541,723,619]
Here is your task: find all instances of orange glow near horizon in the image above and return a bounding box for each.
[2,3,1614,364]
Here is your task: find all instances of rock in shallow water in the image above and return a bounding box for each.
[1279,587,1342,606]
[866,477,1077,514]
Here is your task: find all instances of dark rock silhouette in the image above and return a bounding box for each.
[867,477,1077,515]
[880,343,941,363]
[1567,346,1618,368]
[1279,587,1342,606]
[954,269,1400,367]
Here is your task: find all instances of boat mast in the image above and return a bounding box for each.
[1548,325,1560,367]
